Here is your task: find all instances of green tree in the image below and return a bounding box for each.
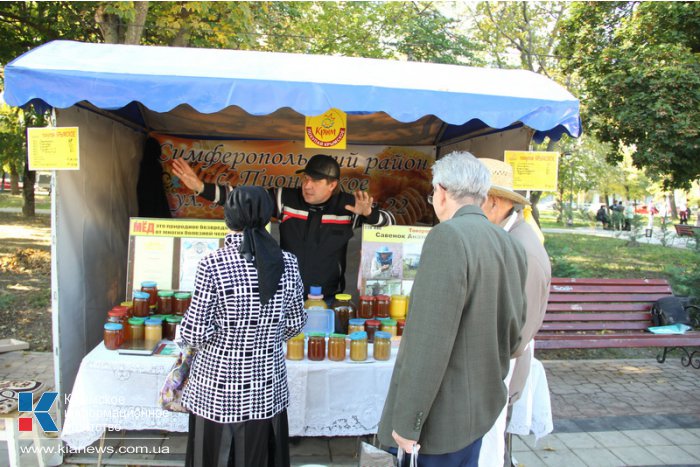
[558,1,700,190]
[0,105,24,195]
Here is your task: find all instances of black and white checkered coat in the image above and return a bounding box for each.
[180,233,306,423]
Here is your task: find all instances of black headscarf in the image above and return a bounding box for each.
[225,186,284,306]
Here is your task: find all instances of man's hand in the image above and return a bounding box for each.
[172,158,204,193]
[392,430,420,454]
[345,190,373,217]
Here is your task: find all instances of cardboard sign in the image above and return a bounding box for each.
[504,150,559,191]
[27,127,79,170]
[305,108,347,149]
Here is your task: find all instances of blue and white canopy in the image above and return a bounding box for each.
[4,40,580,143]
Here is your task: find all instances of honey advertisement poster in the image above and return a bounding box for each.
[153,134,435,225]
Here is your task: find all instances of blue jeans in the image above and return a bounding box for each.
[388,436,482,467]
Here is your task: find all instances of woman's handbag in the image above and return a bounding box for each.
[159,346,196,413]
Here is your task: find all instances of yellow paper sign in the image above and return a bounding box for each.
[504,151,559,191]
[305,108,347,149]
[27,127,80,170]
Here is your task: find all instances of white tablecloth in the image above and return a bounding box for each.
[61,343,397,449]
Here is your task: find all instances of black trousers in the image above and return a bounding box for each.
[185,410,290,467]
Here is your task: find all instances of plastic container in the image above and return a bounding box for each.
[332,294,356,335]
[104,323,123,350]
[286,333,305,360]
[302,308,334,336]
[328,333,346,361]
[349,331,368,362]
[141,281,158,307]
[307,333,326,361]
[374,295,390,318]
[373,331,392,361]
[157,290,174,315]
[304,285,326,310]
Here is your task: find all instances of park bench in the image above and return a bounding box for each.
[535,278,700,369]
[673,224,700,247]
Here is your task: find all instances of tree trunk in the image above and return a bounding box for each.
[9,163,20,195]
[125,2,149,45]
[669,193,678,220]
[95,5,122,43]
[22,167,36,217]
[530,190,542,227]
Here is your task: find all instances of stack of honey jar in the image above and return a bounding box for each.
[103,280,191,351]
[285,290,409,362]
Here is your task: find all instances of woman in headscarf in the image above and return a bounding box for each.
[179,186,306,467]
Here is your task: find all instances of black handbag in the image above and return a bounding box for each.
[650,296,699,327]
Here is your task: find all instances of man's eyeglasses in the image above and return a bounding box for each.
[427,184,445,205]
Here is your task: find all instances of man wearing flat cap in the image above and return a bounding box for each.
[173,154,394,298]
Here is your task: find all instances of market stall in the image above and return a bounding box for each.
[3,40,580,409]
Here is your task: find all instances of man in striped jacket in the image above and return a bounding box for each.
[173,154,394,298]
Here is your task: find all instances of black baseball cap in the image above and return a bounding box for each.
[295,154,340,180]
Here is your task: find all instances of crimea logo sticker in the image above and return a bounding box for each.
[18,391,59,432]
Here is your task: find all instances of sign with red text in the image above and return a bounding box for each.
[305,108,347,149]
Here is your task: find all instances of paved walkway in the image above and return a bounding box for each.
[0,351,698,466]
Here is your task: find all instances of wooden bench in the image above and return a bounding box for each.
[535,278,700,368]
[673,224,700,246]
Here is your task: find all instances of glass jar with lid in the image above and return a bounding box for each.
[128,317,146,341]
[348,318,366,335]
[374,295,390,318]
[144,318,163,345]
[332,294,356,335]
[104,323,123,350]
[328,334,346,361]
[358,295,375,319]
[107,308,129,343]
[389,295,408,320]
[120,301,134,317]
[373,331,392,361]
[173,292,192,316]
[157,290,174,315]
[397,319,406,336]
[163,315,182,341]
[364,319,381,343]
[132,291,151,317]
[307,333,326,361]
[380,318,398,338]
[349,331,368,362]
[286,333,305,360]
[140,281,159,307]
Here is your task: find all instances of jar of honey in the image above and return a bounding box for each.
[307,333,326,361]
[358,295,375,319]
[397,319,406,336]
[373,331,392,361]
[173,292,192,316]
[104,323,123,350]
[348,318,366,335]
[164,315,182,341]
[332,294,356,335]
[374,295,390,318]
[349,331,368,362]
[128,317,145,341]
[157,290,174,315]
[120,301,134,317]
[328,334,346,361]
[286,333,305,360]
[107,308,129,344]
[389,295,408,320]
[132,291,151,317]
[364,319,381,343]
[381,318,398,337]
[144,318,163,345]
[141,281,158,307]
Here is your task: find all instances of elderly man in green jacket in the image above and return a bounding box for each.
[378,151,527,466]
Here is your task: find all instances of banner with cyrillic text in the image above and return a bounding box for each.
[504,150,559,191]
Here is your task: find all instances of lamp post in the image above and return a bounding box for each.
[566,152,573,226]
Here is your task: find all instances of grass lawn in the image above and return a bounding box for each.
[0,192,51,210]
